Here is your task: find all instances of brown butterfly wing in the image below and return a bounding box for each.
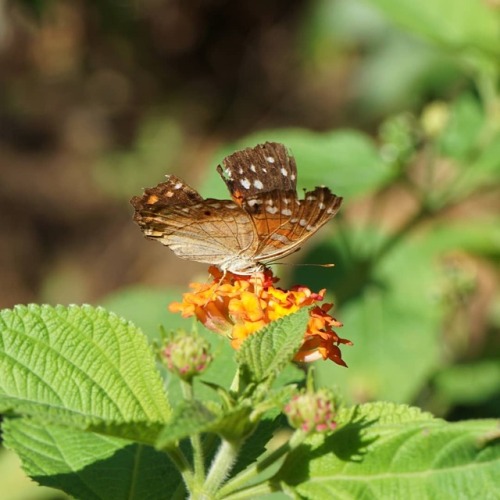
[131,176,257,266]
[217,142,297,205]
[243,187,342,262]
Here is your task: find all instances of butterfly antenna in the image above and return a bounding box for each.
[273,262,335,268]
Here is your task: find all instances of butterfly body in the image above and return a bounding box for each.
[131,142,342,274]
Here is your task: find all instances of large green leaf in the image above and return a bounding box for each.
[364,0,500,58]
[0,305,171,443]
[3,418,179,500]
[434,360,500,406]
[276,402,500,498]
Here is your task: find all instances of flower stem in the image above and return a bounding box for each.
[166,448,195,492]
[181,379,206,485]
[203,439,242,495]
[216,430,306,498]
[221,482,276,499]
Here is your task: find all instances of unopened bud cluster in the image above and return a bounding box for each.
[284,390,337,434]
[162,333,212,381]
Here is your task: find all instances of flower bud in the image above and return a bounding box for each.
[421,101,449,138]
[284,389,337,434]
[161,332,212,381]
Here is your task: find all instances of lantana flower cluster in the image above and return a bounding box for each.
[169,266,351,366]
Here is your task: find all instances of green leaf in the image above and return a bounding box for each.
[452,133,500,198]
[155,401,218,449]
[3,417,179,500]
[156,401,253,449]
[421,219,500,258]
[101,285,187,343]
[314,219,500,404]
[237,309,310,386]
[102,286,239,406]
[276,402,500,499]
[364,0,500,58]
[203,129,391,200]
[232,415,287,477]
[434,361,500,406]
[0,305,171,443]
[437,94,484,160]
[313,228,442,403]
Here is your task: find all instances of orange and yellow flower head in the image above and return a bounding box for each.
[169,266,351,366]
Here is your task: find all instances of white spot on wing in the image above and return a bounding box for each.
[247,198,262,206]
[280,167,288,177]
[241,178,251,189]
[282,208,292,216]
[319,202,326,210]
[266,156,275,163]
[174,182,183,189]
[254,179,264,189]
[291,173,296,181]
[266,205,279,214]
[250,164,257,172]
[270,233,291,244]
[299,219,307,227]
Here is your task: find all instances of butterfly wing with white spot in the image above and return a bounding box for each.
[245,187,342,262]
[217,142,297,204]
[131,176,258,267]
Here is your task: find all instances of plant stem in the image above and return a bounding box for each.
[475,65,500,144]
[203,439,242,495]
[221,482,275,499]
[181,379,206,485]
[166,447,195,491]
[217,430,307,498]
[373,204,431,262]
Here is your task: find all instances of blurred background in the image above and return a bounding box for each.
[0,0,499,496]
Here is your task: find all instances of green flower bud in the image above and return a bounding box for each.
[284,389,337,434]
[162,333,212,381]
[421,101,450,138]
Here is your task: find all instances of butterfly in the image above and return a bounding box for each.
[130,142,342,274]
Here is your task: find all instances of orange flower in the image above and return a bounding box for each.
[169,266,351,366]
